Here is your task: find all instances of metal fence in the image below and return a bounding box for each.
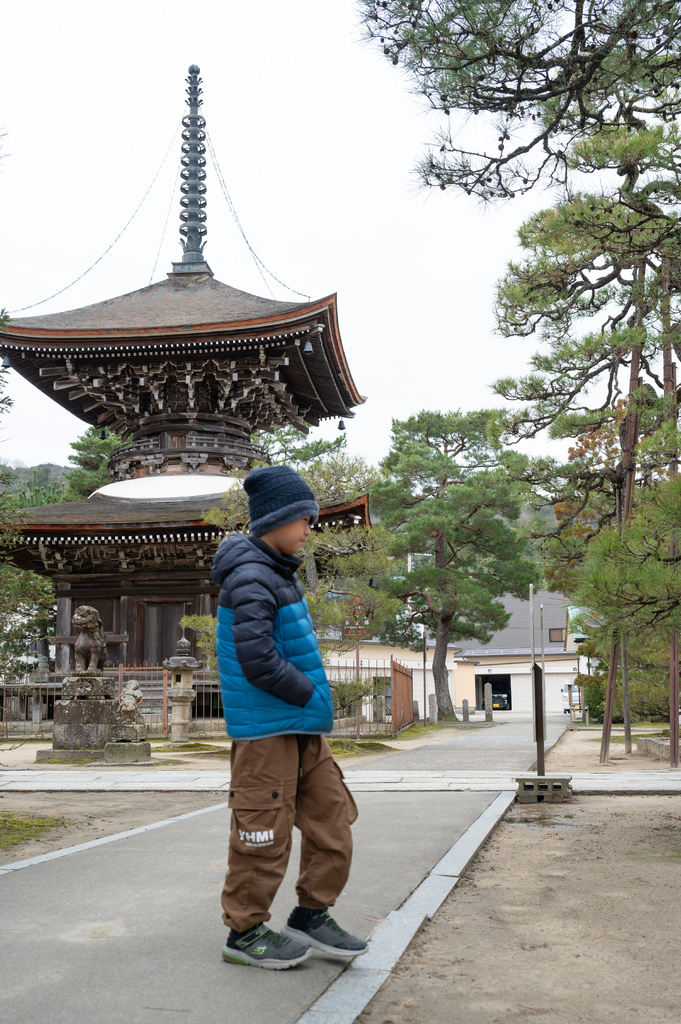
[1,658,414,739]
[0,669,225,738]
[325,657,414,737]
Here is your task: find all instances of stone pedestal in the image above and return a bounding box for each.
[166,688,196,744]
[36,671,150,763]
[103,741,151,763]
[51,684,119,749]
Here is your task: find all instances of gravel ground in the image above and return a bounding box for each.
[357,794,681,1024]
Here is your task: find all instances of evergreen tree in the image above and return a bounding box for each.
[576,474,681,634]
[204,427,378,531]
[7,468,65,508]
[374,410,539,719]
[0,347,56,676]
[361,2,681,200]
[61,426,123,501]
[254,424,345,466]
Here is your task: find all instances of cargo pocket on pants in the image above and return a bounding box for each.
[333,762,359,825]
[228,785,287,857]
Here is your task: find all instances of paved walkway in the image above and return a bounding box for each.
[1,789,507,1024]
[2,767,680,793]
[362,713,568,771]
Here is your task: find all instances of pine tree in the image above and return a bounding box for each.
[374,410,539,719]
[61,426,123,501]
[361,2,681,200]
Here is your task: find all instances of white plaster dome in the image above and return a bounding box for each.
[92,475,240,501]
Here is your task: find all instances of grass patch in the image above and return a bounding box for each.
[589,733,669,744]
[151,742,230,753]
[390,720,487,741]
[147,758,194,766]
[0,737,53,744]
[327,738,397,757]
[0,812,68,850]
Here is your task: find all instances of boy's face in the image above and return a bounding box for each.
[258,516,312,556]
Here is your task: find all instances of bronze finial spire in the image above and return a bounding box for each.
[172,64,212,275]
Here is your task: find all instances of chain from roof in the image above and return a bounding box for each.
[179,65,207,264]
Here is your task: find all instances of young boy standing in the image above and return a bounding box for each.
[211,464,368,970]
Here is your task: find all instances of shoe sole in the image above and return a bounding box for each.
[281,924,368,959]
[221,946,312,970]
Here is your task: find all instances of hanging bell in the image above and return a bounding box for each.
[338,419,346,431]
[99,429,107,440]
[303,340,314,355]
[2,353,11,369]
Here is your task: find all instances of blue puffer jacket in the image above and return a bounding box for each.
[211,532,334,740]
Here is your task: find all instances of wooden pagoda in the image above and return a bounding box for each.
[1,66,365,670]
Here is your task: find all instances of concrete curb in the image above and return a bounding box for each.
[2,769,681,793]
[296,791,516,1024]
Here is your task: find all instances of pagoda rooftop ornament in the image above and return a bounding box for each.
[173,65,211,275]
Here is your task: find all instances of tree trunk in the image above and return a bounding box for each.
[620,635,632,755]
[603,259,645,760]
[431,531,457,719]
[432,612,457,720]
[303,550,320,594]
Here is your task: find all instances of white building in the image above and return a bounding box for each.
[326,589,581,719]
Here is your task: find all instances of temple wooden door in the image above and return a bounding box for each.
[142,602,186,665]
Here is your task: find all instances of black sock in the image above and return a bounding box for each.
[293,906,324,920]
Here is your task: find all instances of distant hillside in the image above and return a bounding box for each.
[0,462,70,493]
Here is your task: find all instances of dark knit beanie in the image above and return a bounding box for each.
[244,465,319,537]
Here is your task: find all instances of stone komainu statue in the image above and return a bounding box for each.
[72,605,108,674]
[119,680,144,718]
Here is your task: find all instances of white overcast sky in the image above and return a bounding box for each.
[0,0,553,470]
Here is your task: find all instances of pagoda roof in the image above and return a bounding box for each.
[17,491,370,535]
[0,273,364,426]
[4,273,307,335]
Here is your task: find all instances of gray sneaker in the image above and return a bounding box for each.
[282,909,368,959]
[221,924,312,970]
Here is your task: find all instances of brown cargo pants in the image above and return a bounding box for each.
[221,733,358,932]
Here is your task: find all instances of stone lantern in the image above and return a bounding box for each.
[163,635,203,744]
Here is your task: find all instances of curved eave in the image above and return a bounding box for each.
[1,294,363,424]
[13,492,371,540]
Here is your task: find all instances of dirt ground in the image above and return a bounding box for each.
[544,724,672,772]
[357,794,681,1024]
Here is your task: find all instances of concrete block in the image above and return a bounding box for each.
[635,737,671,761]
[35,748,103,762]
[516,774,572,803]
[103,741,151,763]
